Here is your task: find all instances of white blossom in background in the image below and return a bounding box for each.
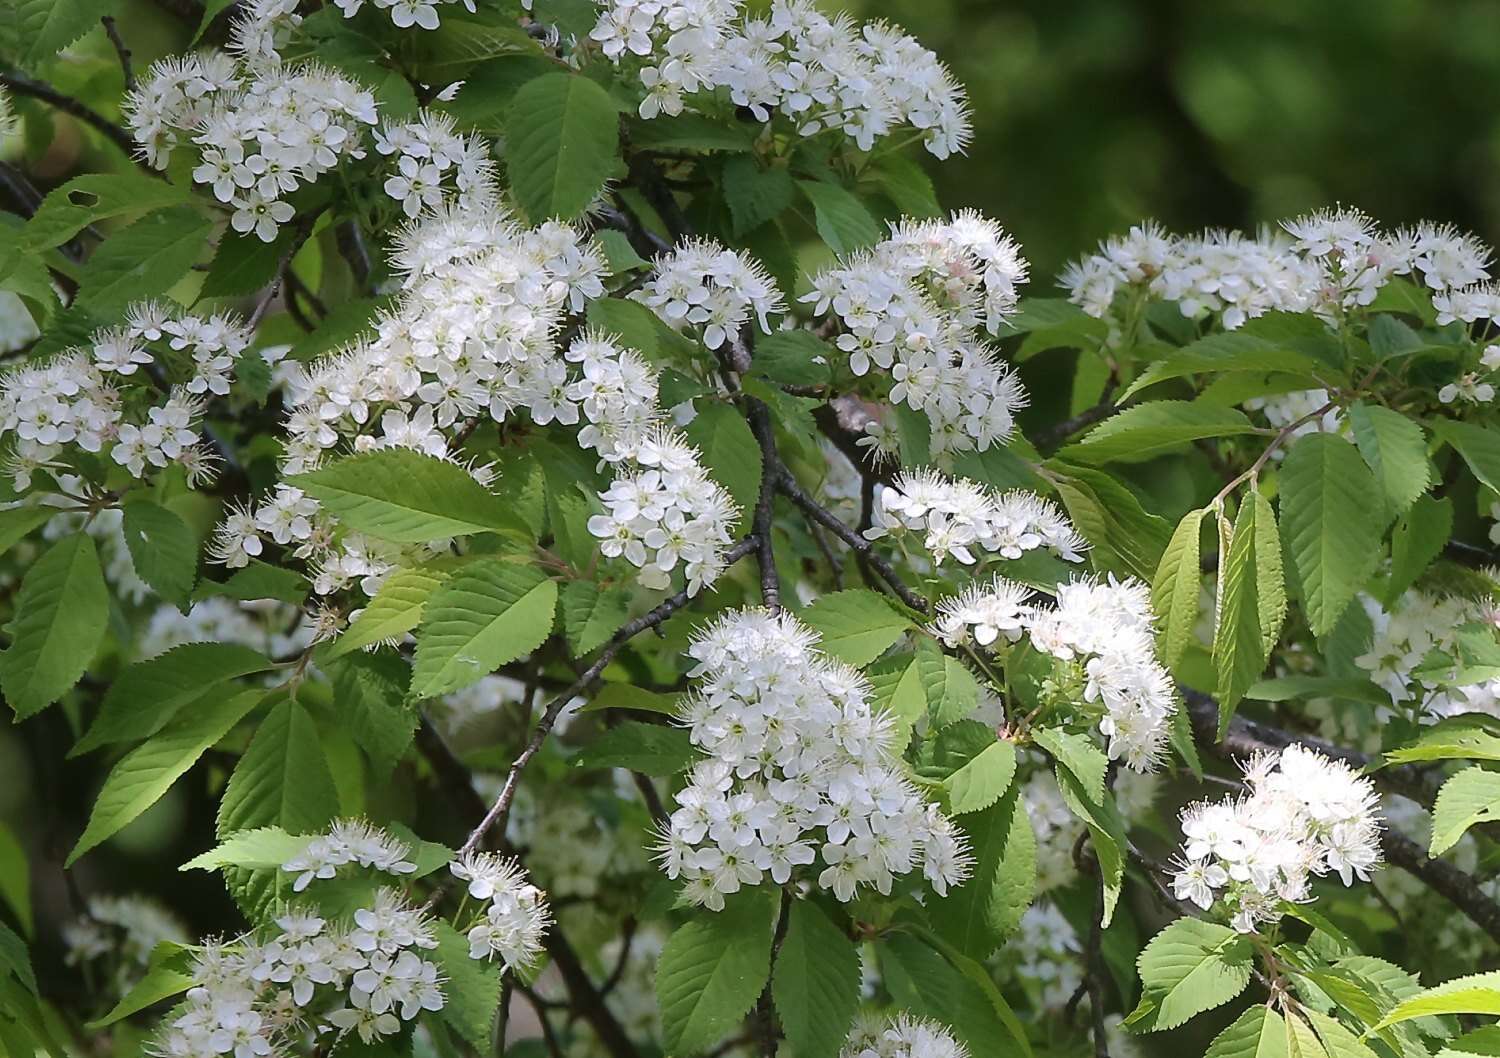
[0,303,247,491]
[839,1013,968,1058]
[448,852,551,971]
[63,895,190,995]
[1170,745,1382,934]
[866,469,1088,567]
[1241,387,1342,455]
[1062,208,1498,332]
[631,239,785,351]
[658,609,971,908]
[591,0,971,158]
[1355,587,1500,718]
[802,212,1029,456]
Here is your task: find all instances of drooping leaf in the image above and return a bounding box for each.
[75,207,212,313]
[797,180,880,255]
[68,688,263,866]
[684,402,762,521]
[801,590,913,667]
[1049,461,1172,581]
[572,721,697,776]
[1064,401,1257,463]
[121,498,198,609]
[1131,919,1254,1032]
[411,560,558,697]
[772,900,861,1058]
[506,72,621,222]
[1,534,109,720]
[1347,403,1430,514]
[1278,434,1384,636]
[1430,767,1500,856]
[1152,508,1206,670]
[657,891,777,1055]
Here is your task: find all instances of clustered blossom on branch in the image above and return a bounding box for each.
[840,1014,968,1058]
[1356,586,1500,718]
[933,573,1176,771]
[0,302,249,489]
[590,0,970,157]
[375,112,499,218]
[866,469,1088,566]
[657,609,972,908]
[1061,207,1496,331]
[802,212,1030,458]
[631,238,786,351]
[1170,745,1382,933]
[448,852,552,971]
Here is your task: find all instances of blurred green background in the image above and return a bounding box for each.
[855,0,1500,282]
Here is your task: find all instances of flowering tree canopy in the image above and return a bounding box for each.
[1,2,1499,1058]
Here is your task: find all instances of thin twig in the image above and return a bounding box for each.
[0,72,146,163]
[101,16,135,90]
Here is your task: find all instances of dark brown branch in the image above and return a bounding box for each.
[747,398,782,613]
[100,16,134,90]
[334,220,374,293]
[0,72,145,162]
[1034,389,1118,450]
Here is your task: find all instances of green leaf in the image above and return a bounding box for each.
[1246,676,1392,708]
[926,782,1035,959]
[1214,500,1272,728]
[1347,403,1430,514]
[431,921,501,1049]
[797,181,880,255]
[0,506,55,561]
[879,932,1029,1058]
[195,560,309,605]
[0,824,31,937]
[752,330,834,388]
[87,953,194,1028]
[329,652,415,778]
[865,154,941,218]
[1033,727,1107,803]
[293,449,528,543]
[1204,1006,1287,1058]
[410,16,539,76]
[20,175,192,253]
[1,534,109,719]
[1385,718,1500,766]
[1432,419,1500,495]
[121,498,198,609]
[1430,767,1500,855]
[73,642,272,755]
[1063,401,1258,463]
[68,688,262,866]
[1153,508,1205,670]
[572,721,697,776]
[595,228,649,272]
[629,115,756,153]
[506,72,621,222]
[579,683,679,716]
[1053,765,1124,925]
[201,227,295,298]
[1386,495,1453,604]
[945,739,1017,814]
[801,589,912,667]
[1285,1012,1329,1058]
[75,206,211,313]
[1373,971,1500,1029]
[1303,1010,1378,1058]
[1049,462,1172,581]
[560,581,630,658]
[684,403,762,520]
[724,157,796,237]
[1278,434,1385,636]
[866,653,928,750]
[657,891,776,1055]
[1251,492,1287,657]
[772,900,861,1058]
[15,0,115,70]
[917,643,979,727]
[180,826,309,871]
[327,564,450,658]
[1121,316,1335,400]
[411,560,557,697]
[1133,919,1253,1032]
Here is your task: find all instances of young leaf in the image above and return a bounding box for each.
[797,180,880,255]
[1430,767,1500,856]
[1133,919,1254,1031]
[1152,508,1205,670]
[918,645,980,728]
[1384,718,1500,766]
[1278,434,1384,636]
[75,207,212,313]
[560,581,630,658]
[73,642,273,755]
[657,891,777,1055]
[86,954,194,1028]
[926,782,1036,959]
[1214,501,1269,729]
[1,534,109,720]
[1250,492,1287,656]
[431,921,501,1048]
[411,560,558,697]
[292,449,530,543]
[1347,403,1430,514]
[572,721,697,776]
[68,688,262,865]
[801,589,913,667]
[179,827,309,872]
[772,900,861,1058]
[1372,970,1500,1028]
[945,739,1017,814]
[684,403,762,519]
[328,651,416,778]
[121,498,198,609]
[1032,727,1107,804]
[327,564,450,658]
[506,73,621,222]
[1063,401,1257,464]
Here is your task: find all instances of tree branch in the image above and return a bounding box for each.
[0,72,145,162]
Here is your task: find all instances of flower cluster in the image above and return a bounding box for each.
[840,1014,968,1058]
[1171,745,1382,933]
[1356,588,1500,718]
[802,213,1029,456]
[1062,208,1497,331]
[591,0,970,158]
[0,303,249,490]
[126,53,376,241]
[332,0,474,30]
[631,238,785,351]
[63,895,190,996]
[657,609,971,908]
[152,895,443,1057]
[281,819,420,891]
[375,112,498,218]
[448,852,551,971]
[865,469,1088,566]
